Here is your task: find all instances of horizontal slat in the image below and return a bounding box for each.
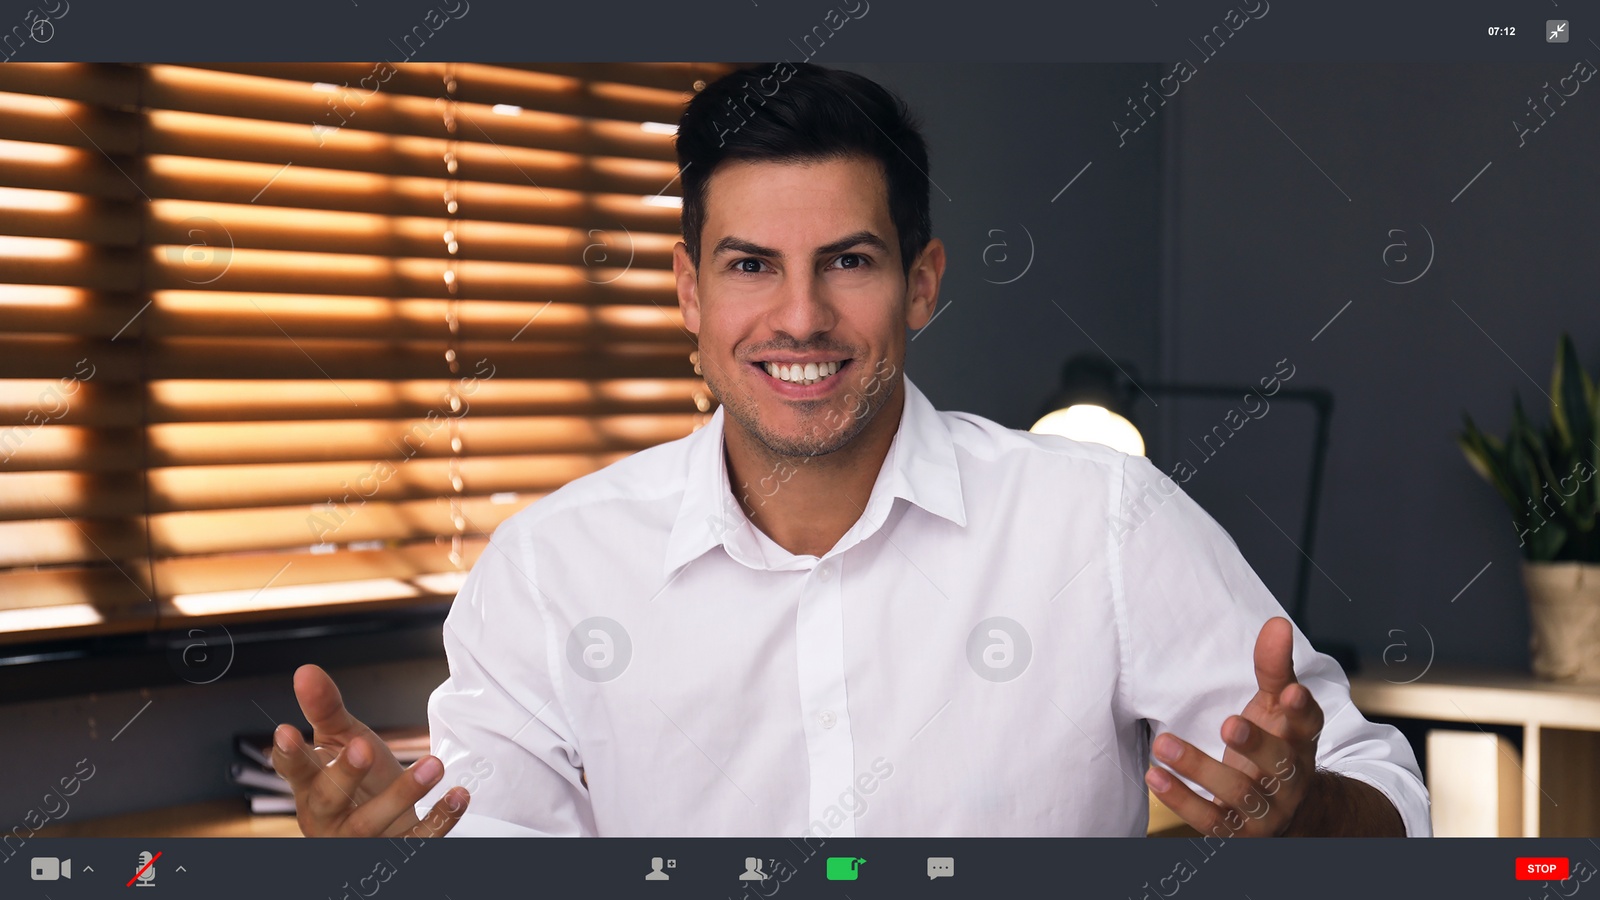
[149,493,526,556]
[0,565,156,644]
[146,414,697,466]
[185,63,721,112]
[145,377,708,424]
[144,248,681,299]
[0,412,700,472]
[515,63,737,92]
[146,105,675,169]
[0,91,139,155]
[0,565,153,612]
[143,156,682,229]
[146,65,695,137]
[0,288,691,341]
[145,200,680,265]
[0,376,704,427]
[0,238,141,290]
[0,141,147,202]
[0,187,141,244]
[0,516,147,567]
[0,471,145,519]
[0,63,141,108]
[0,454,627,520]
[0,334,695,382]
[153,538,485,600]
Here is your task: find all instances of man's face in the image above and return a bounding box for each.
[674,155,940,458]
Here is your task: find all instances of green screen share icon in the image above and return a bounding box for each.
[825,857,865,881]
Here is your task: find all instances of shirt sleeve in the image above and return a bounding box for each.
[414,518,598,836]
[1110,453,1431,837]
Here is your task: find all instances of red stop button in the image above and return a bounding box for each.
[1516,858,1569,880]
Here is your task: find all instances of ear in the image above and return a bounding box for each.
[673,241,702,335]
[904,237,946,331]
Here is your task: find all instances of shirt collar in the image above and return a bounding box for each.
[662,375,967,575]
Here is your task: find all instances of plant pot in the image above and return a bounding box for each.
[1522,561,1600,683]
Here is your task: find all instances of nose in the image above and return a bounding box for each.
[767,269,837,340]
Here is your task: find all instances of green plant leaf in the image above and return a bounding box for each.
[1458,414,1518,507]
[1551,333,1596,453]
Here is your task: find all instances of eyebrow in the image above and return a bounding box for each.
[710,230,891,262]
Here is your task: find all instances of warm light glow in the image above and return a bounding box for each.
[148,155,391,195]
[170,577,421,615]
[1031,404,1146,456]
[312,82,341,92]
[150,108,391,152]
[0,138,78,165]
[642,194,682,208]
[492,103,523,116]
[0,186,80,213]
[0,284,86,308]
[0,91,82,116]
[0,235,82,261]
[640,121,678,135]
[0,603,104,632]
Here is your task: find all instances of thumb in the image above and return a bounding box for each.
[293,664,359,737]
[1252,616,1298,697]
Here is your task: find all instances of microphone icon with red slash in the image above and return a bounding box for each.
[129,850,160,887]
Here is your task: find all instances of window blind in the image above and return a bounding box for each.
[0,62,729,644]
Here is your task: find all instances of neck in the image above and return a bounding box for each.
[723,384,905,558]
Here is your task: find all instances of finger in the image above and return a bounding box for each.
[271,723,329,794]
[1253,616,1298,696]
[302,736,376,820]
[396,786,471,840]
[1278,682,1326,742]
[1151,733,1274,824]
[1220,716,1301,787]
[1146,765,1254,839]
[294,664,361,739]
[340,756,448,837]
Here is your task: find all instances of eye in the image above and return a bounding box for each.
[729,257,769,275]
[830,253,871,270]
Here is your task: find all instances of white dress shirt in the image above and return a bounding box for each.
[418,376,1430,837]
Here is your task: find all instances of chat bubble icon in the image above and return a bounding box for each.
[927,856,954,880]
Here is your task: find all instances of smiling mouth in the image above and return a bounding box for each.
[752,359,850,387]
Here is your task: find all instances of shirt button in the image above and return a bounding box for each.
[818,709,837,729]
[817,564,833,580]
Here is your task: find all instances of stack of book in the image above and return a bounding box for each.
[229,726,431,815]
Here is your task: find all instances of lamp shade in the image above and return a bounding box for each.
[1031,355,1146,454]
[1031,404,1146,455]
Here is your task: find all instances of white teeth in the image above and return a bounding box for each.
[762,360,843,386]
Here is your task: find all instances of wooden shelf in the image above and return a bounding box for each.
[1349,665,1600,837]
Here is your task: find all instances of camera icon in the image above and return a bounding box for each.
[31,857,71,881]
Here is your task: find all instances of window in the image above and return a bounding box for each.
[0,62,730,643]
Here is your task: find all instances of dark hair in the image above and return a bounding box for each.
[675,62,932,278]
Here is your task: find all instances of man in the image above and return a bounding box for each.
[272,62,1428,839]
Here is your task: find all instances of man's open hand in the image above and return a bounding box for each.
[272,664,470,838]
[1143,616,1323,836]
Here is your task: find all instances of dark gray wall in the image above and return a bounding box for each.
[1159,64,1600,671]
[836,63,1166,429]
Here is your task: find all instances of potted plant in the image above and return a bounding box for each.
[1458,334,1600,682]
